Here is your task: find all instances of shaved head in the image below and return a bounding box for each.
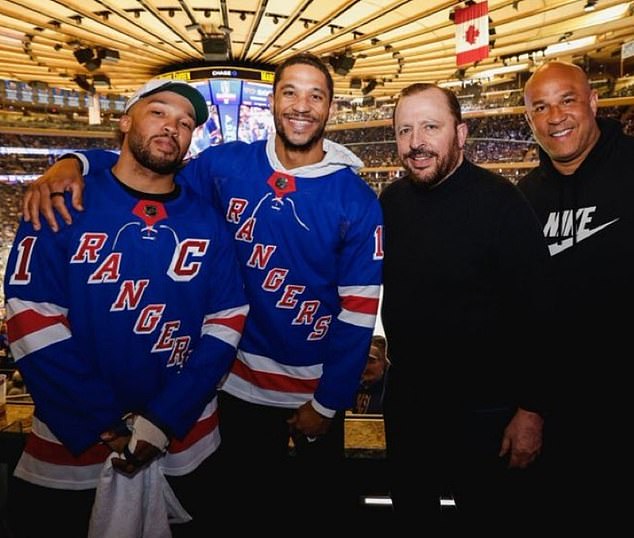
[523,61,600,175]
[524,61,592,100]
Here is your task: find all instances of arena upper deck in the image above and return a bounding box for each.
[0,0,633,100]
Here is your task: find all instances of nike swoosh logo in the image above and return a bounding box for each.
[548,218,620,256]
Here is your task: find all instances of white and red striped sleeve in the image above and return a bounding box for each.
[201,304,249,348]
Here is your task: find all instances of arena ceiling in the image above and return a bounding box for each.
[1,0,633,99]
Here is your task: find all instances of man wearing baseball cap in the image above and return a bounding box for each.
[4,79,247,537]
[124,78,209,128]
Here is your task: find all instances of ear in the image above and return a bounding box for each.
[456,121,468,149]
[589,89,599,117]
[119,114,132,134]
[267,92,274,112]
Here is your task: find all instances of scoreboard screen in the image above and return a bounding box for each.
[160,66,275,157]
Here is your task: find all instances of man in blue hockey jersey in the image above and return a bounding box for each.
[22,53,383,522]
[5,79,248,537]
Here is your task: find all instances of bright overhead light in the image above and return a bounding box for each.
[587,2,631,22]
[438,80,465,88]
[545,36,596,56]
[474,62,530,79]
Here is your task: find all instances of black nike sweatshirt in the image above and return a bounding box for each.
[518,118,634,349]
[518,119,634,415]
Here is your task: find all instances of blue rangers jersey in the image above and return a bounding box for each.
[80,137,383,416]
[4,170,248,489]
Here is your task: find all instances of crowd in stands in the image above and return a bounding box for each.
[0,183,26,307]
[328,84,529,125]
[2,106,632,188]
[0,133,117,179]
[0,106,119,132]
[331,106,634,190]
[0,154,56,176]
[0,133,115,148]
[458,90,525,111]
[1,96,633,304]
[329,103,395,124]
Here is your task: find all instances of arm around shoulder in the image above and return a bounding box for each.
[23,149,118,232]
[24,155,85,232]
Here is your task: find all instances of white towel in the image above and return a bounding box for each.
[88,453,192,538]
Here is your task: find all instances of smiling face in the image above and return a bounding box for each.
[524,62,600,175]
[394,87,467,188]
[269,63,333,156]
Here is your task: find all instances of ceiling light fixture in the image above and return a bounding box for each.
[474,62,530,80]
[92,74,110,87]
[584,1,598,12]
[362,79,377,95]
[84,57,101,72]
[545,36,596,56]
[438,79,465,88]
[73,74,94,93]
[558,31,573,42]
[329,52,356,75]
[202,35,229,61]
[97,48,120,62]
[73,47,94,64]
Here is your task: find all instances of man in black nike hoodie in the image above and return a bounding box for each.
[520,61,634,529]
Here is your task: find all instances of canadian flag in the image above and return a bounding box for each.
[455,1,489,66]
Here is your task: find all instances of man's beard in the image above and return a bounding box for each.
[404,137,462,189]
[128,132,184,174]
[274,113,326,153]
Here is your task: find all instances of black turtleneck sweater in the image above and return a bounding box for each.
[380,159,549,412]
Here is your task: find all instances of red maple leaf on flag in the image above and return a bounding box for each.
[465,25,480,45]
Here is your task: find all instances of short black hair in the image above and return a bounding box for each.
[273,52,334,103]
[370,335,387,359]
[393,83,463,127]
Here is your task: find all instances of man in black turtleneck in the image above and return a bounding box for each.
[380,83,550,533]
[520,61,634,529]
